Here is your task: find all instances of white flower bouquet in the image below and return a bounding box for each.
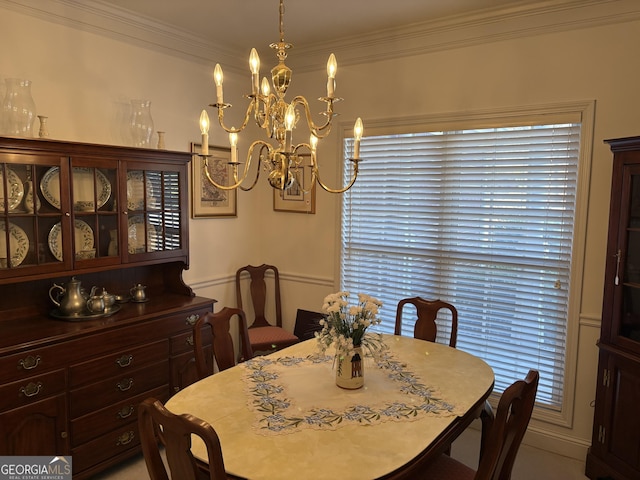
[316,291,386,357]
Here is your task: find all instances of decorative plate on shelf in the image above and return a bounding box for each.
[0,168,24,211]
[48,219,95,262]
[0,220,29,267]
[41,167,111,210]
[126,171,154,210]
[127,215,159,254]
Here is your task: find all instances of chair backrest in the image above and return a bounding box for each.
[236,264,282,329]
[293,309,325,341]
[193,307,253,379]
[394,297,458,347]
[476,369,540,480]
[138,397,227,480]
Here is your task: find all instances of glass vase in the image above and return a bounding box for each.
[335,346,364,389]
[2,78,37,137]
[130,99,154,147]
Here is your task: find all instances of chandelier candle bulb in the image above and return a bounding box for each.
[261,77,270,97]
[229,132,238,163]
[199,110,210,155]
[354,117,363,158]
[284,104,295,151]
[250,48,260,95]
[327,53,337,98]
[214,64,224,104]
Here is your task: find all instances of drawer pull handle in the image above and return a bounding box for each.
[116,378,134,392]
[116,431,135,446]
[18,355,42,370]
[185,314,200,326]
[20,381,43,398]
[115,354,134,368]
[186,335,194,346]
[117,405,135,419]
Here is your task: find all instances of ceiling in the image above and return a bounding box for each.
[98,0,546,52]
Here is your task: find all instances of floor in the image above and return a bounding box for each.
[89,426,589,479]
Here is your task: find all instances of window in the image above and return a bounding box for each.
[340,105,592,419]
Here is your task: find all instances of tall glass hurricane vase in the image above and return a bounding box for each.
[2,78,37,137]
[130,99,154,147]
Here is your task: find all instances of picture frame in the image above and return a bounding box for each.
[190,142,237,218]
[273,165,316,214]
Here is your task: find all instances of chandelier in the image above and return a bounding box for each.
[198,0,362,194]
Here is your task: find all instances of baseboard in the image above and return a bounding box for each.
[465,419,589,462]
[522,425,590,462]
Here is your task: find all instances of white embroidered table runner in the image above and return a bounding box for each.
[242,347,462,435]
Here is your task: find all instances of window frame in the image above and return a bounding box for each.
[337,100,595,428]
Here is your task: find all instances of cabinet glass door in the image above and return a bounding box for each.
[0,156,68,275]
[619,166,640,342]
[126,167,183,257]
[69,160,118,265]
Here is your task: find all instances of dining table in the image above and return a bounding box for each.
[164,334,494,480]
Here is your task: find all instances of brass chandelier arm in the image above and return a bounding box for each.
[291,144,317,195]
[214,97,259,134]
[314,158,360,194]
[202,140,272,191]
[238,142,271,191]
[291,96,334,139]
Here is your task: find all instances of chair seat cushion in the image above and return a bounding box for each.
[414,454,476,479]
[248,326,299,349]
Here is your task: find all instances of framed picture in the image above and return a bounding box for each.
[190,143,237,218]
[273,165,316,214]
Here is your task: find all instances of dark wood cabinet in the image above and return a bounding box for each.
[586,136,640,480]
[0,137,215,479]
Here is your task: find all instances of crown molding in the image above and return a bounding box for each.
[293,0,640,72]
[1,0,639,74]
[0,0,240,70]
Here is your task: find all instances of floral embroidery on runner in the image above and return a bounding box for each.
[242,351,458,435]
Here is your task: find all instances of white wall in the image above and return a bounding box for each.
[2,3,639,463]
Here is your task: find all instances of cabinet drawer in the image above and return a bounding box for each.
[171,328,212,355]
[171,330,195,354]
[0,346,67,384]
[71,385,168,446]
[69,339,169,387]
[72,421,140,474]
[70,361,168,418]
[0,369,66,411]
[166,308,210,335]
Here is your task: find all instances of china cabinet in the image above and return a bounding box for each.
[0,136,215,479]
[586,136,640,480]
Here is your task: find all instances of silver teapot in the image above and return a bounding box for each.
[101,288,117,312]
[130,283,147,302]
[49,277,87,316]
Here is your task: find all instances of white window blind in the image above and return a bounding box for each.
[341,122,581,411]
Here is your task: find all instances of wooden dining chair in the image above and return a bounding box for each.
[236,264,299,354]
[193,307,254,380]
[138,397,228,480]
[395,297,458,347]
[293,309,326,341]
[416,369,540,480]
